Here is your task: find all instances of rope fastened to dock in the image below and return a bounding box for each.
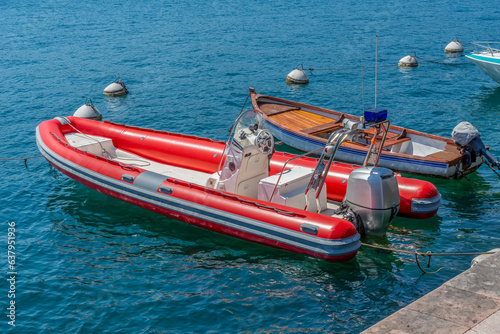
[361,242,495,256]
[361,242,496,274]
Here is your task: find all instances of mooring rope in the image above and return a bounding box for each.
[455,39,487,52]
[413,54,471,66]
[301,51,471,74]
[0,155,43,161]
[1,155,44,167]
[361,242,494,256]
[305,64,397,73]
[361,242,496,274]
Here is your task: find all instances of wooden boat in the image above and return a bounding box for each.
[36,110,440,262]
[250,88,487,179]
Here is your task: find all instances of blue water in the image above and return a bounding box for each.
[1,1,500,332]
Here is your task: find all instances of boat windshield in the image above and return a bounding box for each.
[228,110,264,151]
[216,110,265,176]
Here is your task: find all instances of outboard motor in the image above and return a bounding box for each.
[344,167,400,236]
[452,122,500,171]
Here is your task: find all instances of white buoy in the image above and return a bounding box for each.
[103,78,128,96]
[398,55,418,67]
[74,98,102,120]
[445,40,464,53]
[286,69,309,84]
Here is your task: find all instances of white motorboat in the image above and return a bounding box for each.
[466,41,500,84]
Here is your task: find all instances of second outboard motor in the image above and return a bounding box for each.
[452,122,500,170]
[344,167,400,236]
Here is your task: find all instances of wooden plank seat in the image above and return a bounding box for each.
[426,144,460,160]
[361,128,407,141]
[381,137,411,148]
[258,103,300,116]
[303,122,344,135]
[301,114,345,135]
[361,128,397,140]
[270,109,337,132]
[357,127,410,149]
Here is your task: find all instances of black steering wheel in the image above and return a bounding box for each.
[254,130,274,155]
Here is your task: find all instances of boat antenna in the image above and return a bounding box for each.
[361,40,365,114]
[375,35,378,109]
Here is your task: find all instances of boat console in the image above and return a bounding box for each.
[207,110,327,211]
[206,111,274,198]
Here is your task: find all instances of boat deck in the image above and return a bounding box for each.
[113,149,212,186]
[64,132,344,216]
[65,132,212,186]
[271,109,334,132]
[259,103,338,132]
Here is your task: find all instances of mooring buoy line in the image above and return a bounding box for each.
[305,63,397,73]
[413,54,471,66]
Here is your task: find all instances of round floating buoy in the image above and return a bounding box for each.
[286,69,309,84]
[398,55,418,67]
[74,98,102,120]
[103,78,128,96]
[444,40,464,53]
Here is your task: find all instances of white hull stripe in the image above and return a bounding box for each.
[36,128,360,256]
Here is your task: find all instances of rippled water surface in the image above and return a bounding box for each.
[1,1,500,333]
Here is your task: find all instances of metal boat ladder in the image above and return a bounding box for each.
[304,119,391,210]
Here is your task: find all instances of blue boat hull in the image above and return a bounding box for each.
[264,121,483,179]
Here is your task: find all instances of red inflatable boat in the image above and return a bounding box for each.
[36,111,440,262]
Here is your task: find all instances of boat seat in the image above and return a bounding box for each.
[426,144,461,159]
[361,128,407,141]
[335,114,346,123]
[382,137,411,148]
[258,167,327,212]
[303,122,343,135]
[65,132,115,157]
[259,103,300,116]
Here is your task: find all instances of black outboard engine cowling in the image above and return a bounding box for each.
[452,122,500,170]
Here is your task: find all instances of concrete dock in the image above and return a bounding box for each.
[362,251,500,334]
